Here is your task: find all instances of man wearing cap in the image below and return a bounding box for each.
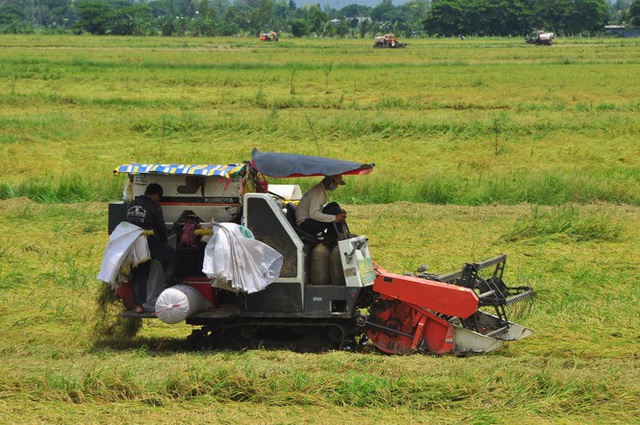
[125,183,176,313]
[296,175,348,239]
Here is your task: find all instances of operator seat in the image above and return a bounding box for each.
[285,203,323,244]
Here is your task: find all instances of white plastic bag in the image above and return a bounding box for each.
[202,223,283,294]
[97,222,150,288]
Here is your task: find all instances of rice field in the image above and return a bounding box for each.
[0,34,638,424]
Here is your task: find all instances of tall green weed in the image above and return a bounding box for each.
[2,171,637,205]
[0,175,121,203]
[502,205,623,242]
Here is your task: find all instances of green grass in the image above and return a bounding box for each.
[502,205,623,242]
[0,35,638,423]
[1,199,638,423]
[1,37,639,176]
[3,167,636,205]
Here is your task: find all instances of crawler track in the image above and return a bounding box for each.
[186,318,361,353]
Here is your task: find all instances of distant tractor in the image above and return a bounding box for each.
[260,31,278,42]
[526,31,554,45]
[374,33,407,48]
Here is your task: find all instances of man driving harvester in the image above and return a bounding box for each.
[295,174,349,241]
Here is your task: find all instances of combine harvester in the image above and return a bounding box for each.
[374,34,407,48]
[98,149,533,355]
[260,31,278,41]
[526,31,554,45]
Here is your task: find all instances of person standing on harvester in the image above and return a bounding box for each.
[125,183,175,313]
[295,175,348,239]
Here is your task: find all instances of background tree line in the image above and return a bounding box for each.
[1,0,639,38]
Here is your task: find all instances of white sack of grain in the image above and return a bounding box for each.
[155,284,212,324]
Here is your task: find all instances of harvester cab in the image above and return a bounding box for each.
[99,148,533,355]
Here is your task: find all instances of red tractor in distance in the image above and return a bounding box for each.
[374,33,407,48]
[260,31,278,42]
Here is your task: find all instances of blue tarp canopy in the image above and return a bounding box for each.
[250,148,374,178]
[114,163,245,178]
